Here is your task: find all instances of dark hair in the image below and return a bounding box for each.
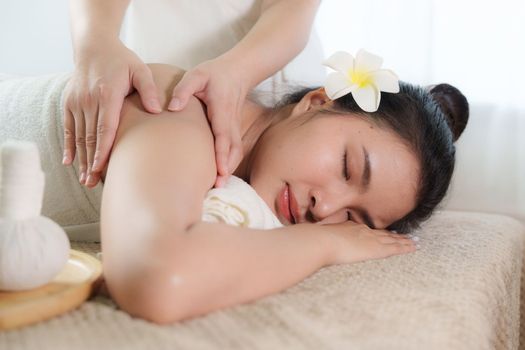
[278,82,469,233]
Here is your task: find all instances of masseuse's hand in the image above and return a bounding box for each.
[324,221,418,265]
[62,40,162,188]
[168,56,247,188]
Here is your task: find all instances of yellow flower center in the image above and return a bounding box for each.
[348,69,372,88]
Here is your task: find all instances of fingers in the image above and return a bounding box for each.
[214,119,242,188]
[206,93,232,182]
[214,131,242,188]
[214,174,228,189]
[377,234,408,244]
[132,66,162,113]
[168,70,207,111]
[227,124,243,174]
[90,92,123,173]
[167,63,246,190]
[65,87,123,188]
[63,83,100,187]
[376,230,418,244]
[62,107,76,165]
[382,233,420,255]
[392,239,419,253]
[74,110,88,185]
[84,103,99,186]
[86,171,102,188]
[83,92,123,187]
[214,132,230,177]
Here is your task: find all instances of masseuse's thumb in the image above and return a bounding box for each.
[168,71,207,111]
[132,66,162,114]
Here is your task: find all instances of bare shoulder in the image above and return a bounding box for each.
[113,63,188,143]
[101,64,212,181]
[101,62,217,237]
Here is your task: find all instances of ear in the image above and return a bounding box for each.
[289,88,331,117]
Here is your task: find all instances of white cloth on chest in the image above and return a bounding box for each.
[202,175,283,229]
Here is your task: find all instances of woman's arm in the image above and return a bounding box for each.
[101,64,335,324]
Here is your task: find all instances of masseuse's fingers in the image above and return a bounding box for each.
[86,172,101,188]
[90,90,124,175]
[169,70,230,185]
[169,63,245,188]
[73,111,88,185]
[132,66,162,114]
[168,70,207,111]
[213,119,231,177]
[214,115,243,188]
[62,107,76,165]
[89,66,159,177]
[208,95,238,187]
[227,108,243,174]
[87,92,123,187]
[84,104,99,184]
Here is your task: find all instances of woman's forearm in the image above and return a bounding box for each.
[222,0,321,90]
[68,0,130,63]
[124,221,335,324]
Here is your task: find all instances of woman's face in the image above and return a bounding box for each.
[248,90,420,229]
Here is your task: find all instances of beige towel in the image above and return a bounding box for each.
[0,211,523,349]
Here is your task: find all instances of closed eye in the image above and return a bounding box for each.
[347,211,353,221]
[342,151,350,180]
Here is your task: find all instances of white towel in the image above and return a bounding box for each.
[0,74,103,233]
[202,175,283,229]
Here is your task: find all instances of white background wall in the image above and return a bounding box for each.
[2,2,524,122]
[2,0,524,108]
[0,0,73,76]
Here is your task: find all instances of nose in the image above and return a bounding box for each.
[307,186,351,223]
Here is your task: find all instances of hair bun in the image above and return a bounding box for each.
[427,84,469,141]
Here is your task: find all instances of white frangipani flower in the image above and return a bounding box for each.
[323,49,399,112]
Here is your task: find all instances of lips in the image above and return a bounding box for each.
[277,183,300,225]
[288,186,300,224]
[277,184,293,224]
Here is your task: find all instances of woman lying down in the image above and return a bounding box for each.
[5,51,469,324]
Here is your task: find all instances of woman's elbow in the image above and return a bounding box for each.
[105,266,190,325]
[101,231,192,325]
[119,294,184,325]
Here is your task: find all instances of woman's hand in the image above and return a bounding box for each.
[323,221,418,265]
[167,56,247,188]
[62,40,162,188]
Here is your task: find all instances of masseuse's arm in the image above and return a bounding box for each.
[226,0,321,89]
[169,0,321,187]
[101,64,415,324]
[64,0,161,188]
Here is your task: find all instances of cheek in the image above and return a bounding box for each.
[281,132,341,180]
[250,122,343,184]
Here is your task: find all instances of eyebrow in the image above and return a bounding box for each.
[359,146,376,229]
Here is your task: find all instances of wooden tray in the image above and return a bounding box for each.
[0,249,103,330]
